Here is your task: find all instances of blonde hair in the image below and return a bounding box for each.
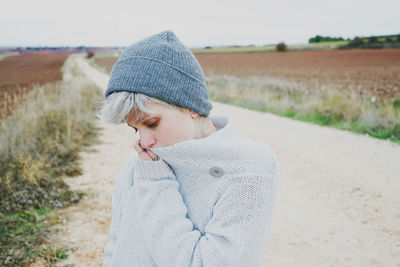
[97,91,206,124]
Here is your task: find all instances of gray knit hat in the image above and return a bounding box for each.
[104,30,213,116]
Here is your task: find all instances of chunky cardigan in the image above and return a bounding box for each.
[103,114,279,267]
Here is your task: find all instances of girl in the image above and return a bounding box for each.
[98,30,279,267]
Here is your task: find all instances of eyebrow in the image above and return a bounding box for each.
[136,113,150,124]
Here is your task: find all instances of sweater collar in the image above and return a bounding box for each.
[150,114,242,170]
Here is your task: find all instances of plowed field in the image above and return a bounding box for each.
[0,53,68,115]
[195,49,400,100]
[94,49,400,100]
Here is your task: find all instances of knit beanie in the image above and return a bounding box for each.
[104,30,213,116]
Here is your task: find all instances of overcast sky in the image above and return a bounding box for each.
[1,0,399,48]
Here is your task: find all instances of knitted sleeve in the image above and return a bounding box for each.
[103,156,134,267]
[131,155,278,267]
[103,180,121,267]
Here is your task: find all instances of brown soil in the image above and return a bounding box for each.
[93,57,116,73]
[93,49,400,100]
[0,53,68,116]
[195,49,400,100]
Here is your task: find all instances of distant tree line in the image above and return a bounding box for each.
[23,46,92,51]
[309,35,347,43]
[201,33,400,52]
[338,34,400,49]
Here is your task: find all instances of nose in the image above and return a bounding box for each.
[139,132,156,148]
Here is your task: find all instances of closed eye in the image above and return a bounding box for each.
[148,121,159,128]
[130,118,159,134]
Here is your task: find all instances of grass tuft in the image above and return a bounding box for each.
[0,56,102,266]
[207,75,400,144]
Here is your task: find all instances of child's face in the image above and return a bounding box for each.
[127,102,197,148]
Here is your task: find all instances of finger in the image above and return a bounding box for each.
[139,152,153,161]
[134,141,158,161]
[144,148,156,158]
[144,149,159,161]
[133,140,143,153]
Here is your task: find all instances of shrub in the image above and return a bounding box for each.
[276,42,287,52]
[385,36,393,43]
[86,51,95,59]
[369,36,379,43]
[0,79,100,212]
[393,98,400,109]
[348,37,364,47]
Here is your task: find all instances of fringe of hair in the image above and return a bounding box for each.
[96,92,183,124]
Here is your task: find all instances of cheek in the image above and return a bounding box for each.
[157,119,193,143]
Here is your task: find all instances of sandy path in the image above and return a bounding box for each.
[51,55,400,267]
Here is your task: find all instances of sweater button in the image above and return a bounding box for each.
[210,166,224,177]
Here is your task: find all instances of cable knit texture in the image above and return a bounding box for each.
[103,115,279,267]
[104,30,213,116]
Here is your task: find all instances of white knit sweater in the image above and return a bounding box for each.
[103,114,279,267]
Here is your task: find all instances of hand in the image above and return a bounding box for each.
[134,140,159,161]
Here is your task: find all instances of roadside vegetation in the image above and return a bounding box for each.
[339,35,400,49]
[206,75,400,143]
[0,56,102,266]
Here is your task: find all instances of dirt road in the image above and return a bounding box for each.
[53,55,400,267]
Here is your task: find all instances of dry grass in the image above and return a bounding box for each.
[207,75,400,141]
[0,56,103,266]
[92,57,117,73]
[0,53,68,117]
